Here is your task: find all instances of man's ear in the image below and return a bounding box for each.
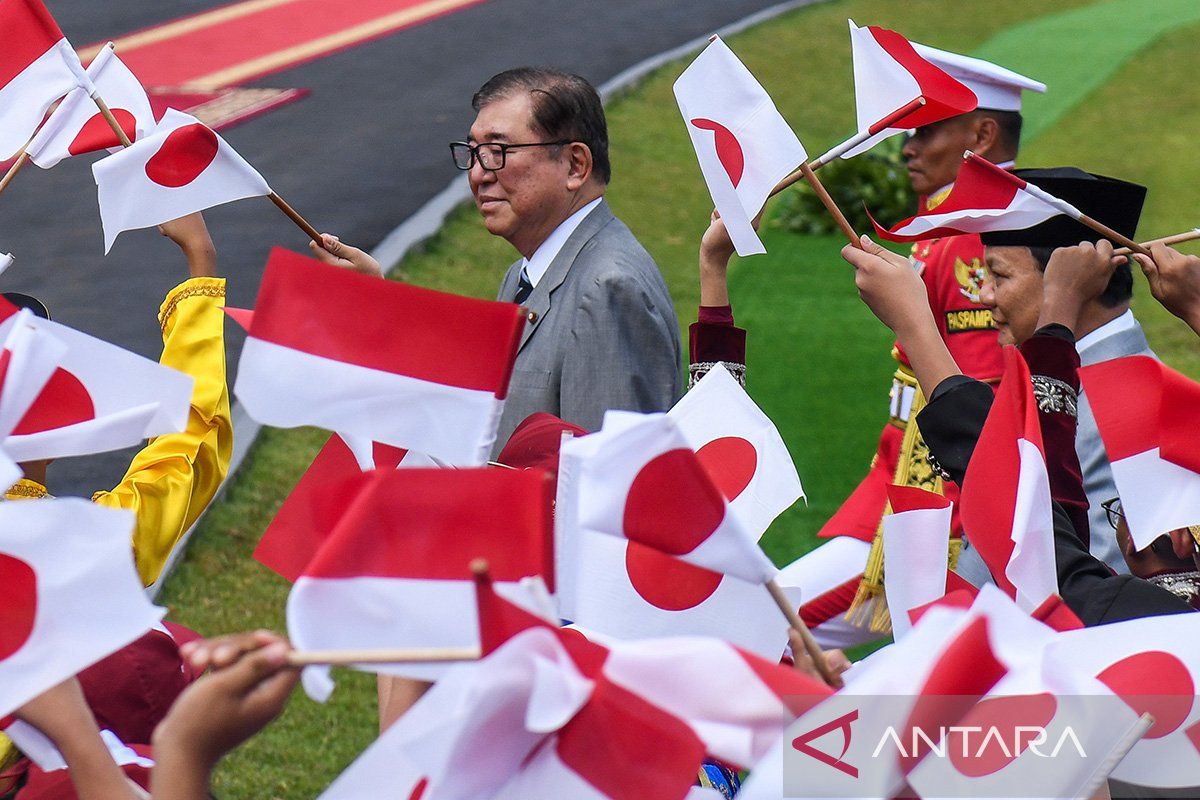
[1168,528,1198,560]
[970,116,1002,161]
[565,142,593,190]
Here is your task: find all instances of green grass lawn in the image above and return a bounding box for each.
[156,1,1200,795]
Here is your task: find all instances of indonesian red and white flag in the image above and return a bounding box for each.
[287,468,553,681]
[0,498,165,719]
[236,248,525,466]
[0,298,193,462]
[1079,355,1200,550]
[842,20,977,158]
[27,43,154,169]
[0,0,93,160]
[93,108,271,252]
[959,348,1057,611]
[1045,611,1200,788]
[674,35,808,257]
[881,485,952,639]
[668,364,804,538]
[574,412,777,583]
[556,418,792,659]
[254,433,434,582]
[478,572,831,770]
[870,152,1062,242]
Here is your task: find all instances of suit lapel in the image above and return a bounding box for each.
[498,259,522,302]
[518,200,614,351]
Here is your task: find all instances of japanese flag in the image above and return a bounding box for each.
[0,499,165,719]
[254,432,434,582]
[556,416,791,659]
[574,412,777,583]
[881,485,953,640]
[287,468,553,682]
[0,309,68,486]
[0,298,193,462]
[674,36,808,257]
[0,0,93,160]
[668,363,804,538]
[235,248,525,466]
[843,20,977,158]
[27,43,155,169]
[1079,355,1200,550]
[871,153,1061,243]
[93,109,271,252]
[1046,612,1200,788]
[959,348,1057,611]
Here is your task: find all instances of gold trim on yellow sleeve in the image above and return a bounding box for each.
[158,277,226,333]
[6,478,50,500]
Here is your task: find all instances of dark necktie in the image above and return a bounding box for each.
[514,266,534,305]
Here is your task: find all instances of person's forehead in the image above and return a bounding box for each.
[469,94,536,142]
[984,245,1037,272]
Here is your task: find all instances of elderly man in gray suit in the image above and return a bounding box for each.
[452,67,682,449]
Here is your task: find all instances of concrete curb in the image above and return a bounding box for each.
[153,0,827,596]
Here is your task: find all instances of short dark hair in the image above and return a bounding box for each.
[1028,247,1133,308]
[970,109,1023,154]
[472,67,611,184]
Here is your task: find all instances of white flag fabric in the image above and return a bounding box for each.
[674,35,807,257]
[881,485,953,639]
[0,498,165,718]
[556,416,792,659]
[93,109,271,252]
[574,412,777,583]
[0,0,94,160]
[234,248,526,466]
[1045,612,1200,788]
[27,43,155,169]
[0,253,13,279]
[669,364,803,538]
[0,299,192,462]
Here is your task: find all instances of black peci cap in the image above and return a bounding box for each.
[979,167,1146,249]
[3,292,51,320]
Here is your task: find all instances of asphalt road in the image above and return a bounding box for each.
[2,0,793,495]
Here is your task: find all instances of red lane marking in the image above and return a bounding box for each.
[83,0,491,89]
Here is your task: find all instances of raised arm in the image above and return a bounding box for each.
[91,213,232,586]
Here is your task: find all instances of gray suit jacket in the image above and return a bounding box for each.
[493,200,682,453]
[1077,317,1157,573]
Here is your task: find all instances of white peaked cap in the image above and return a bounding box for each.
[912,43,1046,112]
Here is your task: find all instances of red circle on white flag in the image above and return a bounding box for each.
[947,692,1058,777]
[69,109,137,156]
[622,449,724,556]
[1096,651,1195,738]
[0,553,37,660]
[625,541,722,610]
[12,367,96,435]
[145,123,219,188]
[689,118,745,188]
[409,778,427,799]
[695,436,757,502]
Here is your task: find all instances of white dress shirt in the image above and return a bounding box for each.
[521,197,604,287]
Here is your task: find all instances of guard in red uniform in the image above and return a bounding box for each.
[778,45,1047,648]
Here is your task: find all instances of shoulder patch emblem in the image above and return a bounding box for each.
[954,257,989,302]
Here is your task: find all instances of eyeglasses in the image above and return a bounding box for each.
[449,140,571,171]
[1102,497,1124,530]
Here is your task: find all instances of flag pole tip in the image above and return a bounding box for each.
[708,34,718,42]
[469,558,490,577]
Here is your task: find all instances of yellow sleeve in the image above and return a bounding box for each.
[92,277,232,586]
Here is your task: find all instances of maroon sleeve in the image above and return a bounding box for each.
[1019,326,1090,548]
[689,305,746,374]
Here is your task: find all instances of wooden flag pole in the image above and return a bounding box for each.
[797,162,863,250]
[0,152,29,198]
[964,150,1151,257]
[286,646,481,667]
[269,192,332,250]
[1113,228,1200,257]
[90,93,133,148]
[765,578,842,688]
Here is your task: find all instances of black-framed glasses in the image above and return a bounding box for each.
[449,140,571,171]
[1102,497,1124,531]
